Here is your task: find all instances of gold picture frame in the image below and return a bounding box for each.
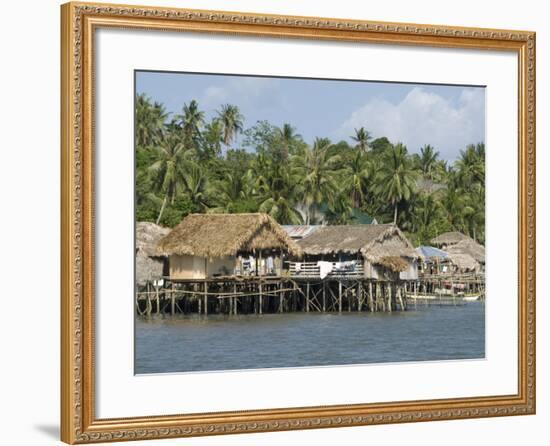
[60,2,536,443]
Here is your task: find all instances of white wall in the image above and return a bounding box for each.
[0,1,547,445]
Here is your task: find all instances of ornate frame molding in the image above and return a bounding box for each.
[60,2,536,443]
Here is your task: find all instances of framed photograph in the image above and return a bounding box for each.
[60,2,536,443]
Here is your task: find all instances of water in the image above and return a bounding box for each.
[135,302,485,374]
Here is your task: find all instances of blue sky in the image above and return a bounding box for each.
[136,71,485,162]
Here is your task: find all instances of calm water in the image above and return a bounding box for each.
[135,302,485,374]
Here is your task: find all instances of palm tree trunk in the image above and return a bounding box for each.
[393,203,398,225]
[156,194,168,225]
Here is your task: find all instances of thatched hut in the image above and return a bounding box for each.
[446,239,485,272]
[136,222,170,286]
[157,213,302,280]
[430,231,470,249]
[295,224,419,280]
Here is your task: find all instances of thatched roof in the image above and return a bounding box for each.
[136,254,165,286]
[447,253,479,271]
[430,231,470,246]
[297,224,418,272]
[136,222,170,286]
[136,221,170,257]
[157,213,302,258]
[446,239,485,264]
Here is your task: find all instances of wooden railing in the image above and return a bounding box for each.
[287,261,364,279]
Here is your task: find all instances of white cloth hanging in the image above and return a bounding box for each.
[317,261,333,279]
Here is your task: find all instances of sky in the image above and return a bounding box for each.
[136,71,485,162]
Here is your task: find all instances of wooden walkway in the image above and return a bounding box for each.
[136,273,485,316]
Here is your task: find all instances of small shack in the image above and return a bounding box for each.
[157,213,302,280]
[430,231,470,250]
[446,239,486,272]
[290,224,419,280]
[136,221,170,286]
[416,246,451,275]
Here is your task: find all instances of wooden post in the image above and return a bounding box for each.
[259,281,263,315]
[204,281,208,316]
[338,281,342,313]
[348,283,352,312]
[398,284,405,311]
[357,282,363,312]
[387,283,392,313]
[322,281,326,312]
[155,283,160,314]
[146,282,152,316]
[171,282,175,315]
[368,281,374,312]
[306,281,310,313]
[233,282,238,315]
[229,284,233,315]
[279,282,284,313]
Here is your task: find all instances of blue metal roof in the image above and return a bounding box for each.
[416,246,449,259]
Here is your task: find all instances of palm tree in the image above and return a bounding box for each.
[292,138,341,224]
[456,143,485,186]
[201,119,223,159]
[351,127,373,152]
[181,162,209,210]
[136,94,167,149]
[418,144,439,178]
[374,143,418,225]
[148,138,190,224]
[344,150,371,208]
[217,104,244,148]
[324,192,354,225]
[176,100,205,145]
[277,123,301,161]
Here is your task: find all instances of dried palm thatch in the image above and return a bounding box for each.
[446,239,485,264]
[136,222,170,257]
[136,222,170,286]
[377,256,410,272]
[297,224,418,272]
[430,231,470,246]
[157,213,302,258]
[447,253,479,271]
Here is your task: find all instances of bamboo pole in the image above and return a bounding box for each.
[322,281,326,312]
[306,281,310,313]
[171,282,175,315]
[368,281,374,312]
[155,283,160,314]
[338,280,342,313]
[204,281,208,316]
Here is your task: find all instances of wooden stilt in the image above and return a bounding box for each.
[171,282,175,315]
[306,281,310,313]
[322,281,326,312]
[233,282,237,315]
[357,282,363,312]
[338,281,342,313]
[155,284,160,314]
[204,282,208,316]
[259,281,263,315]
[398,284,405,311]
[368,281,374,312]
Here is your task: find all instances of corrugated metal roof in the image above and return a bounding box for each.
[416,246,449,259]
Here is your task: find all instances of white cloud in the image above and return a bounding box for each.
[202,77,281,109]
[336,87,485,161]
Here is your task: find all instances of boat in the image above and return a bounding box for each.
[462,293,482,302]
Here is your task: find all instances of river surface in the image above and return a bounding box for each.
[135,302,485,374]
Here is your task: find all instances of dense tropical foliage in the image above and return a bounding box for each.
[136,94,485,245]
